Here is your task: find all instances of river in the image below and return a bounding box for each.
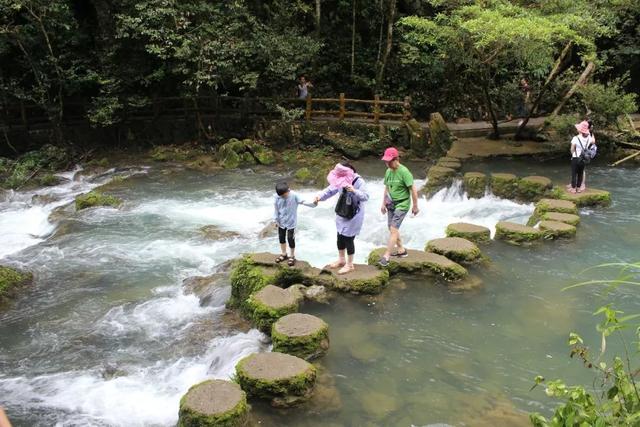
[0,159,639,426]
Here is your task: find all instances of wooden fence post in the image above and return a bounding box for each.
[339,93,345,121]
[403,96,411,122]
[374,95,381,124]
[305,95,312,121]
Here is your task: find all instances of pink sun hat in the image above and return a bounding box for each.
[381,147,399,161]
[575,120,590,134]
[327,163,356,188]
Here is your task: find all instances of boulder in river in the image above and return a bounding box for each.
[540,212,580,226]
[490,173,518,199]
[272,313,329,360]
[367,248,468,281]
[445,222,491,243]
[182,273,228,306]
[516,176,552,201]
[75,191,122,210]
[538,220,577,240]
[326,264,389,294]
[199,225,241,241]
[425,237,482,264]
[552,187,612,207]
[235,352,316,407]
[494,221,542,245]
[428,112,453,157]
[463,172,487,199]
[425,166,456,195]
[0,265,33,305]
[246,285,299,333]
[178,379,248,427]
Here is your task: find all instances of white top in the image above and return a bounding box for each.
[571,135,592,158]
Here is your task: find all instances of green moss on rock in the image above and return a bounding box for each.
[367,248,467,281]
[445,222,491,243]
[428,112,453,157]
[516,176,552,202]
[75,191,122,210]
[490,173,518,199]
[178,379,248,427]
[528,198,578,226]
[228,256,279,311]
[326,265,389,294]
[235,352,316,407]
[246,285,298,332]
[538,220,577,240]
[551,187,612,207]
[272,313,329,360]
[463,172,487,198]
[540,212,580,226]
[0,265,33,304]
[425,165,456,194]
[494,221,542,245]
[425,237,482,263]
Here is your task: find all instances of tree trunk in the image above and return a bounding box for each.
[315,0,321,34]
[550,61,596,118]
[350,0,356,78]
[481,78,500,139]
[515,41,573,138]
[376,0,384,63]
[376,0,396,92]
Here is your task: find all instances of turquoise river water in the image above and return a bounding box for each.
[0,158,639,426]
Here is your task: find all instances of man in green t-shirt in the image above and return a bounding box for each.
[378,147,420,267]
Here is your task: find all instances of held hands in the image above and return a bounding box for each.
[313,196,320,205]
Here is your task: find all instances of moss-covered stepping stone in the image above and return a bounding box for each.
[246,285,298,332]
[436,157,462,170]
[517,176,552,201]
[235,352,316,407]
[541,212,580,226]
[0,265,33,305]
[445,222,491,243]
[463,172,487,199]
[272,313,329,360]
[552,187,612,207]
[494,221,542,245]
[439,156,462,163]
[178,379,248,427]
[425,166,457,194]
[367,248,467,281]
[326,264,389,294]
[490,173,518,199]
[538,220,577,240]
[425,237,482,263]
[528,198,578,226]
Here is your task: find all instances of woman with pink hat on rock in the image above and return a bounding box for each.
[569,120,597,193]
[314,162,369,274]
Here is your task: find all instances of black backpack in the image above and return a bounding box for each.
[334,177,360,219]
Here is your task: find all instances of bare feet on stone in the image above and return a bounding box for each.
[327,260,345,269]
[337,264,355,275]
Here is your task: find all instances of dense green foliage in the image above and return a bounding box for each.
[530,261,640,426]
[0,0,637,144]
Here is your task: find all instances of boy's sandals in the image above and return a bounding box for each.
[391,250,409,258]
[338,264,355,275]
[287,257,296,267]
[327,260,346,269]
[275,254,288,263]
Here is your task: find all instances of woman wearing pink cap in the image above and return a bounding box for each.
[570,120,597,194]
[314,162,369,274]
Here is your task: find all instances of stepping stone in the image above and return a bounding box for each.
[491,173,518,199]
[463,172,487,198]
[517,176,552,201]
[528,198,578,226]
[494,221,542,245]
[425,166,457,194]
[541,212,580,226]
[439,156,463,163]
[437,157,462,170]
[178,379,248,427]
[246,285,298,332]
[326,264,389,294]
[445,222,491,243]
[425,237,482,263]
[235,352,316,408]
[538,220,577,240]
[367,248,467,281]
[272,313,329,360]
[553,187,612,207]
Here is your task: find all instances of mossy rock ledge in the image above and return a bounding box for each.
[436,157,462,170]
[516,176,552,202]
[235,352,316,408]
[367,248,467,281]
[75,191,122,210]
[326,264,389,294]
[445,222,491,244]
[463,172,487,199]
[425,237,482,264]
[552,187,612,207]
[0,265,33,304]
[490,173,518,199]
[246,285,298,333]
[538,220,577,240]
[272,313,329,360]
[541,212,580,226]
[494,221,542,245]
[425,166,457,194]
[178,379,248,427]
[528,198,578,226]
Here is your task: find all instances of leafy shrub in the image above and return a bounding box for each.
[579,80,638,128]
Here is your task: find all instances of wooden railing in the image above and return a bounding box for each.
[302,93,411,123]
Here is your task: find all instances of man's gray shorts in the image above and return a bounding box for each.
[387,208,408,229]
